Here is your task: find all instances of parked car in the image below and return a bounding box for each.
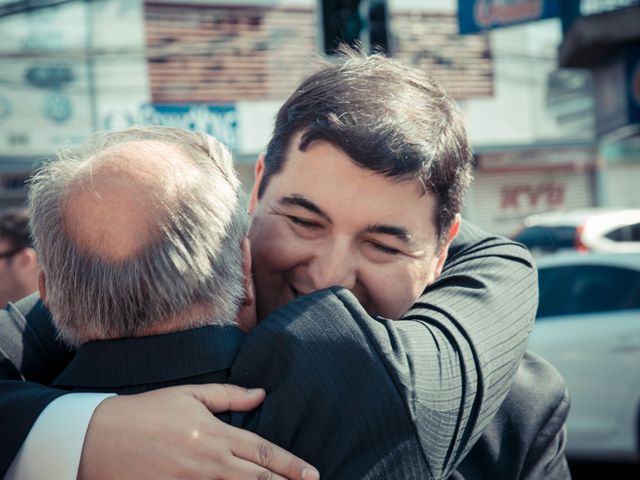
[512,208,640,256]
[527,252,640,461]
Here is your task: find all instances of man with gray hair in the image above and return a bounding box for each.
[25,126,320,480]
[31,128,251,347]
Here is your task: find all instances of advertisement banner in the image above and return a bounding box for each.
[458,0,560,34]
[103,104,238,150]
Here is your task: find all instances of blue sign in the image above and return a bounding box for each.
[458,0,560,34]
[104,103,239,150]
[144,104,238,149]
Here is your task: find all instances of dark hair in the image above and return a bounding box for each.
[258,47,472,245]
[0,208,32,251]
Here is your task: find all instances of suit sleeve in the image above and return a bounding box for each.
[519,354,571,480]
[231,221,537,480]
[452,351,571,480]
[293,221,536,478]
[0,294,75,475]
[382,220,538,477]
[229,290,432,480]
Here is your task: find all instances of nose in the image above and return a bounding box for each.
[307,241,358,291]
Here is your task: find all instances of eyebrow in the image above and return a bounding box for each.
[367,224,415,246]
[278,194,416,246]
[278,195,331,222]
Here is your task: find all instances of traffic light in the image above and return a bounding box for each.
[368,0,390,54]
[320,0,390,56]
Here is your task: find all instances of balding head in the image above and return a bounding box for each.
[64,140,195,262]
[29,127,249,346]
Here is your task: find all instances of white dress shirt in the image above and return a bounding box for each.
[6,393,113,480]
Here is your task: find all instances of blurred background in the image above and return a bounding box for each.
[0,0,639,476]
[3,0,640,235]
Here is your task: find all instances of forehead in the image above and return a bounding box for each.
[264,136,438,237]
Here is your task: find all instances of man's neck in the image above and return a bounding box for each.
[80,302,230,342]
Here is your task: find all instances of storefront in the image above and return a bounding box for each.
[465,144,597,237]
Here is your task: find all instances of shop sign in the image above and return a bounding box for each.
[103,104,238,150]
[501,182,566,209]
[458,0,559,34]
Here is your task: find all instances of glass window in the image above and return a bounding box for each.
[513,226,577,253]
[605,223,640,242]
[537,264,640,318]
[605,226,625,241]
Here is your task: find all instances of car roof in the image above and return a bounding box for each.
[523,208,639,227]
[535,251,640,270]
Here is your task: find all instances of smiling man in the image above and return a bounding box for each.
[0,50,569,480]
[248,132,452,321]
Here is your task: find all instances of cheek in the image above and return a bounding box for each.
[249,217,306,275]
[365,262,432,319]
[362,273,413,319]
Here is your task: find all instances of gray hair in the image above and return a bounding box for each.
[29,126,249,346]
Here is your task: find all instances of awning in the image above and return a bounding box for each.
[559,5,640,68]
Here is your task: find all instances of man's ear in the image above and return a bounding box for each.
[38,271,47,305]
[21,247,40,272]
[248,154,265,215]
[235,238,257,332]
[433,213,461,279]
[14,247,34,267]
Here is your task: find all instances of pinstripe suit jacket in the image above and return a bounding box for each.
[0,221,569,478]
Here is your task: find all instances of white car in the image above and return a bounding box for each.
[512,208,640,256]
[527,252,640,461]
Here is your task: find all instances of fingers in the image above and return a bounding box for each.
[190,383,266,413]
[227,427,320,480]
[211,456,290,480]
[173,384,320,479]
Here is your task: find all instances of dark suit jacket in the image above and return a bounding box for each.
[0,221,569,479]
[50,309,432,479]
[452,351,571,479]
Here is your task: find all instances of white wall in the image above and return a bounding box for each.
[462,18,594,147]
[92,0,150,133]
[0,0,149,156]
[0,1,93,155]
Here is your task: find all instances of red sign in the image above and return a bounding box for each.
[458,0,558,34]
[474,0,544,28]
[501,183,566,209]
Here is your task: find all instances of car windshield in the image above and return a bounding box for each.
[537,264,640,318]
[513,225,577,252]
[604,222,640,242]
